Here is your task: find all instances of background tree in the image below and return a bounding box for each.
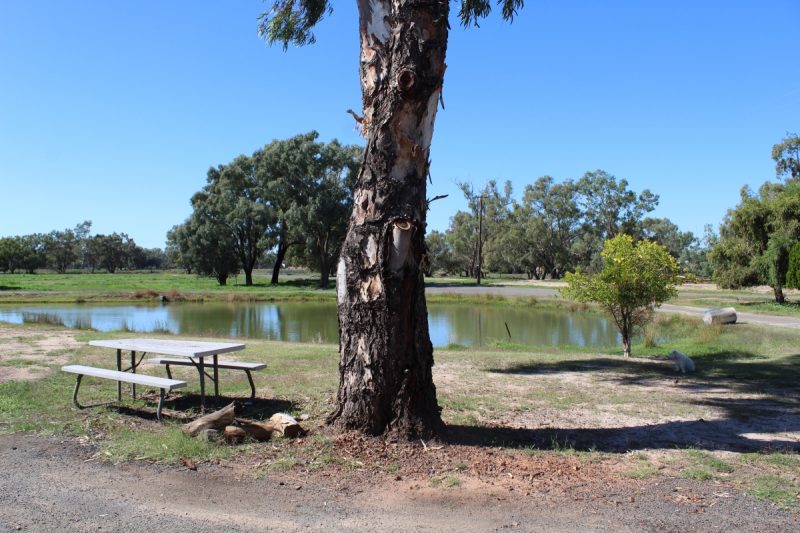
[259,0,531,438]
[286,141,358,288]
[0,237,28,273]
[422,230,457,275]
[710,182,800,303]
[89,233,137,273]
[517,176,581,279]
[43,224,82,273]
[255,132,329,285]
[455,180,513,281]
[192,155,275,286]
[561,235,678,357]
[785,241,800,290]
[574,170,658,271]
[772,133,800,180]
[168,217,240,285]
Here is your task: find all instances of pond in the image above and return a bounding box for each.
[0,302,621,348]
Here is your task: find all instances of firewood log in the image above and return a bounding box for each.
[182,402,237,437]
[224,425,247,445]
[268,413,305,438]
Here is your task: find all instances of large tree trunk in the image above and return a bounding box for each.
[271,242,288,285]
[328,0,449,438]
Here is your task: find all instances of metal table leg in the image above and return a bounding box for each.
[199,357,205,412]
[130,350,137,399]
[116,349,122,401]
[213,354,219,406]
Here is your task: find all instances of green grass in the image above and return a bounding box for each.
[681,467,715,480]
[745,475,800,509]
[0,270,335,303]
[686,450,735,474]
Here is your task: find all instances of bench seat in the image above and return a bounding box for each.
[62,365,186,420]
[144,358,265,399]
[145,358,266,371]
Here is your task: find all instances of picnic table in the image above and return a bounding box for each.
[87,338,247,411]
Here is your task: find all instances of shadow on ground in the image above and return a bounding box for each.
[474,352,800,453]
[109,393,296,422]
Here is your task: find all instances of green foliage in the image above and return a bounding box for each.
[257,0,331,49]
[561,235,678,356]
[281,139,361,288]
[423,230,458,275]
[772,132,800,180]
[710,181,800,302]
[786,242,800,289]
[171,133,361,288]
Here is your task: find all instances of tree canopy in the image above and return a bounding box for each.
[561,235,678,357]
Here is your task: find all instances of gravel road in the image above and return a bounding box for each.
[1,434,796,532]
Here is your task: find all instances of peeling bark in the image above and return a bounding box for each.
[329,0,449,438]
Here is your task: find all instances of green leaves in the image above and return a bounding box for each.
[561,235,678,356]
[257,0,331,49]
[771,133,800,180]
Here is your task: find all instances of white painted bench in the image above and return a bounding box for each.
[144,358,266,400]
[62,365,187,421]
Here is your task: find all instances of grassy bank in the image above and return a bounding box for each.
[1,314,798,508]
[0,271,336,303]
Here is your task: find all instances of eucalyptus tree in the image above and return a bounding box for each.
[574,170,658,270]
[256,133,362,286]
[520,176,581,279]
[167,217,240,285]
[90,233,137,273]
[44,225,81,273]
[286,141,361,288]
[255,132,327,285]
[258,0,526,437]
[772,133,800,180]
[193,155,275,286]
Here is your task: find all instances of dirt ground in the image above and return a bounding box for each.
[0,325,80,383]
[1,326,798,531]
[1,432,797,532]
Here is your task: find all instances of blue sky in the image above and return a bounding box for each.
[1,0,798,249]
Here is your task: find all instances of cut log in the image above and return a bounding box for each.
[269,413,305,438]
[182,402,237,437]
[238,422,274,442]
[224,425,247,445]
[703,307,737,325]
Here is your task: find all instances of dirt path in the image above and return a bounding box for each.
[0,433,796,532]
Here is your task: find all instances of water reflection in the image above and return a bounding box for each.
[0,302,620,348]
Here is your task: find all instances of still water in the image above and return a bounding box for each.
[0,302,620,348]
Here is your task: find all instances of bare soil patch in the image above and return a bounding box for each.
[0,325,80,383]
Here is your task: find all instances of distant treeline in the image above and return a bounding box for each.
[425,171,710,280]
[0,221,166,274]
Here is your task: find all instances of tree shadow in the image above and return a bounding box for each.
[0,285,21,291]
[472,351,800,453]
[109,392,296,422]
[444,401,800,454]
